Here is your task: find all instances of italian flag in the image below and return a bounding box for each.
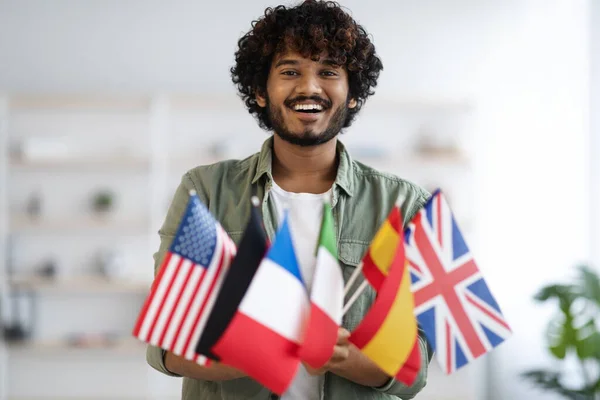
[298,202,344,368]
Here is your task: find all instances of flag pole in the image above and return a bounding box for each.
[343,261,364,296]
[342,279,369,316]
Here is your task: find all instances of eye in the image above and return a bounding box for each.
[281,70,299,76]
[321,70,339,77]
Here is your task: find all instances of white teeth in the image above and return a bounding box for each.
[293,104,323,111]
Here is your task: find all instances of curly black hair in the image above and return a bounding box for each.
[231,0,384,130]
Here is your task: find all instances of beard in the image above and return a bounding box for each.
[266,96,348,147]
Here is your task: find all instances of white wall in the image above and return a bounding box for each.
[591,0,600,269]
[0,1,594,399]
[0,0,516,96]
[473,1,592,399]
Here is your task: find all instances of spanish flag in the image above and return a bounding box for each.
[349,214,421,386]
[362,206,402,290]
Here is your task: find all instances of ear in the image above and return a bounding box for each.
[255,90,267,108]
[348,98,357,109]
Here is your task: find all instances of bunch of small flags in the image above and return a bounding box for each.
[132,188,511,395]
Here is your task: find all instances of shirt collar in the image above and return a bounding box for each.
[251,136,355,197]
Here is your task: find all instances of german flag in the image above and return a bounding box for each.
[362,206,402,290]
[350,212,421,386]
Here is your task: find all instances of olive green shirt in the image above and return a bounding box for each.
[146,136,432,400]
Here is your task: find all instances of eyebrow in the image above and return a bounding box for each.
[321,59,341,67]
[274,59,299,68]
[274,58,342,68]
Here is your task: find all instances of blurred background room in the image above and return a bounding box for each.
[0,0,599,399]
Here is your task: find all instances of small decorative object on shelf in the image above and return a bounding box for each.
[94,249,127,281]
[66,332,119,348]
[2,234,34,343]
[36,259,58,279]
[415,123,465,160]
[1,322,30,343]
[91,189,115,215]
[1,293,33,343]
[25,190,43,219]
[13,137,70,163]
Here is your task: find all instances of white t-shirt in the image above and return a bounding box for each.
[270,180,332,400]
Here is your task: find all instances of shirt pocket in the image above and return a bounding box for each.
[338,239,375,332]
[226,231,245,246]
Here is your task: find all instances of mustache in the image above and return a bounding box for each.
[284,96,331,109]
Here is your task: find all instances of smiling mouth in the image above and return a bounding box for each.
[285,96,331,114]
[291,104,324,113]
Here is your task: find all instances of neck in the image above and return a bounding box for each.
[271,134,338,194]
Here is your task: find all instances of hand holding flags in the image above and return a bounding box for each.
[133,186,512,395]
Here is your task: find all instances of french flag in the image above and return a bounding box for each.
[211,213,309,395]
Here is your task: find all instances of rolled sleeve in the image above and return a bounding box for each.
[146,346,181,377]
[374,332,431,399]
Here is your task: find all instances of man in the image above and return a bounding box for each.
[146,1,432,399]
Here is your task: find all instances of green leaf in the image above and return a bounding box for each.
[577,265,600,306]
[543,288,578,360]
[547,313,576,359]
[525,265,600,399]
[535,284,575,303]
[575,328,600,360]
[520,370,588,399]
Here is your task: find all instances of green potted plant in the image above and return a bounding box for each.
[521,265,600,399]
[91,190,114,215]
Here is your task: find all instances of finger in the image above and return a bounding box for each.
[305,366,319,375]
[302,363,322,375]
[337,327,351,344]
[330,345,350,363]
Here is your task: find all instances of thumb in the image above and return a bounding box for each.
[338,327,351,344]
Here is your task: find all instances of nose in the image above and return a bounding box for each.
[295,73,322,96]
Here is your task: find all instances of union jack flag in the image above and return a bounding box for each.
[405,190,511,374]
[133,190,236,366]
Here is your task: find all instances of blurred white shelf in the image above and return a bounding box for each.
[169,155,229,170]
[10,214,149,233]
[170,151,472,173]
[7,93,473,115]
[10,276,150,294]
[168,92,472,113]
[358,153,472,171]
[9,157,150,170]
[9,95,151,112]
[8,398,160,400]
[8,398,157,400]
[363,95,473,113]
[5,336,146,353]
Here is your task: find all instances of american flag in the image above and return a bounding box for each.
[133,190,236,365]
[405,190,511,374]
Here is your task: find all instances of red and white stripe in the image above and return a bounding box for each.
[133,228,236,365]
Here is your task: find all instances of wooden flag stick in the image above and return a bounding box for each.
[343,261,364,296]
[342,279,369,316]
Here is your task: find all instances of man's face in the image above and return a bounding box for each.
[256,50,357,147]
